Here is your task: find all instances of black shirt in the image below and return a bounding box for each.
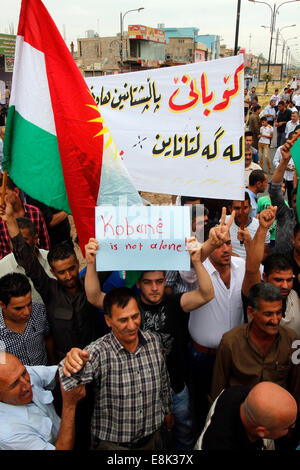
[277,108,292,134]
[139,293,189,393]
[199,386,265,451]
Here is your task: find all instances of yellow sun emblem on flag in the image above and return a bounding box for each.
[86,104,117,159]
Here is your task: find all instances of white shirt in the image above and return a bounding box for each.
[0,249,55,304]
[285,119,300,138]
[271,94,280,106]
[258,125,273,145]
[281,289,300,337]
[225,215,270,260]
[0,366,60,450]
[273,146,295,181]
[293,94,300,106]
[188,257,245,348]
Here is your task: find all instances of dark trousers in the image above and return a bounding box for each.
[277,131,286,148]
[187,342,216,437]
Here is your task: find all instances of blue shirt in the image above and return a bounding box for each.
[245,188,258,218]
[0,366,60,450]
[0,303,49,366]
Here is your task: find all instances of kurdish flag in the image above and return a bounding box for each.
[3,0,141,252]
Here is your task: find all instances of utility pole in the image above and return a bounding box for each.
[234,0,242,55]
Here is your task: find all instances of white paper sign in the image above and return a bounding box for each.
[86,55,245,201]
[95,205,190,271]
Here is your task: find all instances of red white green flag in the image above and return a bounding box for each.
[3,0,141,252]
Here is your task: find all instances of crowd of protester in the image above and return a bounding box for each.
[1,82,300,452]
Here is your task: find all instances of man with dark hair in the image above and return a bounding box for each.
[250,86,258,105]
[242,206,300,336]
[245,147,262,187]
[258,116,273,173]
[59,286,173,451]
[0,202,110,362]
[245,131,259,163]
[269,137,298,254]
[84,235,215,450]
[0,217,54,304]
[281,87,290,102]
[180,196,201,205]
[0,202,111,450]
[0,175,50,259]
[246,170,268,218]
[226,192,270,260]
[273,131,296,207]
[271,88,281,112]
[263,99,276,126]
[249,105,262,149]
[210,282,299,402]
[0,273,51,365]
[275,101,292,147]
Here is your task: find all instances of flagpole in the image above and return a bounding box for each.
[1,170,7,206]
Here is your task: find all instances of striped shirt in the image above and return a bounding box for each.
[59,330,172,443]
[0,302,49,365]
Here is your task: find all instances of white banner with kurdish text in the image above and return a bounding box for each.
[86,55,244,200]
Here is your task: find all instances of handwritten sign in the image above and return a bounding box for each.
[95,205,190,271]
[86,55,245,201]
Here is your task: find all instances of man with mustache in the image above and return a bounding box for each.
[210,282,299,404]
[242,205,300,336]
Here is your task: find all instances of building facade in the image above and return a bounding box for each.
[74,25,166,76]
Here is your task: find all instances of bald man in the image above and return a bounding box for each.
[195,382,297,450]
[0,353,85,450]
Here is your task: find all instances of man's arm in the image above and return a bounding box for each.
[209,338,232,402]
[270,140,294,217]
[54,381,86,450]
[84,238,106,309]
[34,208,50,251]
[0,202,54,302]
[242,206,277,296]
[179,237,214,312]
[48,211,68,228]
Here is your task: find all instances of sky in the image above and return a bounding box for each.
[1,0,300,63]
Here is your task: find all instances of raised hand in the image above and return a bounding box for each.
[85,237,99,265]
[186,236,203,265]
[62,348,90,377]
[0,200,14,222]
[258,205,277,230]
[208,207,235,248]
[59,381,86,406]
[280,139,293,163]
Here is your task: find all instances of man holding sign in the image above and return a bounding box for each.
[83,215,234,450]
